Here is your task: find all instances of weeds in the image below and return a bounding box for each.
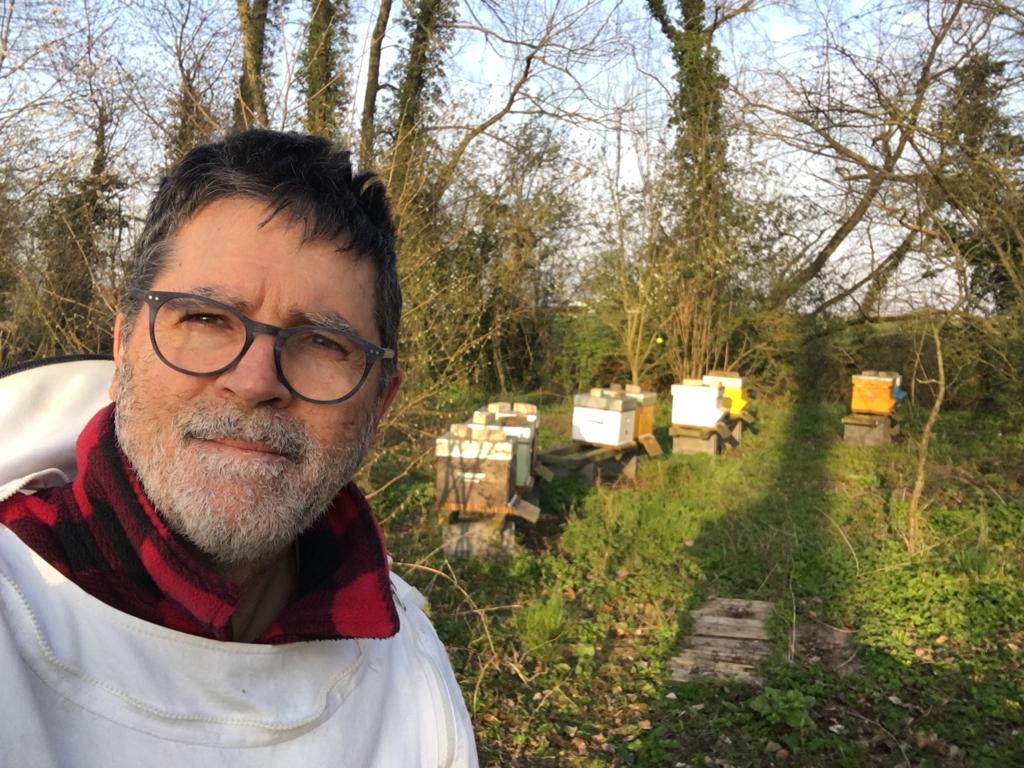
[386,394,1024,766]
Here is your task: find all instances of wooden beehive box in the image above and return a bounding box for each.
[851,371,900,415]
[435,428,515,512]
[671,382,727,428]
[462,419,536,489]
[621,384,657,437]
[571,390,637,447]
[702,371,746,417]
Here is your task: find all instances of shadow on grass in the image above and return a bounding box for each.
[628,326,853,765]
[519,474,594,551]
[626,336,1024,767]
[690,329,845,613]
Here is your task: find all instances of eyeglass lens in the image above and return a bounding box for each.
[151,294,368,402]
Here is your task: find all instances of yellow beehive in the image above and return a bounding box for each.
[702,371,746,417]
[851,372,900,416]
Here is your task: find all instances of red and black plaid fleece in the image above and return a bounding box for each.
[0,404,399,643]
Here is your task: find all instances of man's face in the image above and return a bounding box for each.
[111,198,400,569]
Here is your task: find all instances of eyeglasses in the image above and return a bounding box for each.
[130,289,395,404]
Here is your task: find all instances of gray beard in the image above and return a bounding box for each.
[113,362,377,568]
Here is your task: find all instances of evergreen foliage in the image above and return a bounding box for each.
[298,0,352,137]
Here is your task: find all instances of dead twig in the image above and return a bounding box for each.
[824,512,862,576]
[843,707,912,768]
[392,559,530,711]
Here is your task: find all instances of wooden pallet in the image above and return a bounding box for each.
[536,442,639,484]
[669,598,773,684]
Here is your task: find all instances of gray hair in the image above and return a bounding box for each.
[120,129,401,388]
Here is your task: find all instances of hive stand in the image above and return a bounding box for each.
[442,513,516,558]
[438,495,540,559]
[842,413,899,446]
[535,442,639,485]
[669,422,734,455]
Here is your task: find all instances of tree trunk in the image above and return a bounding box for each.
[359,0,392,167]
[234,0,270,128]
[906,320,946,553]
[301,0,349,137]
[389,0,450,209]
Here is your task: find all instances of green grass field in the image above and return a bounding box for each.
[379,386,1024,766]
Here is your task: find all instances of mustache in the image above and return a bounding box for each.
[175,407,312,460]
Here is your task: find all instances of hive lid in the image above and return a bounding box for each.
[435,433,514,459]
[573,393,636,411]
[475,406,539,425]
[672,382,724,395]
[703,373,743,388]
[624,390,658,405]
[853,372,900,384]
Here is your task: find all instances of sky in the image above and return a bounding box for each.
[3,0,1020,314]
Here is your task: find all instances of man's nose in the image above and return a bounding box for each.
[215,333,293,408]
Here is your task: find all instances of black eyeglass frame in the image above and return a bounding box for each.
[130,288,395,404]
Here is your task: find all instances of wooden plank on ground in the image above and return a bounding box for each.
[668,652,761,683]
[690,615,770,641]
[637,433,662,456]
[533,462,555,482]
[509,497,541,524]
[692,598,773,620]
[670,596,773,685]
[686,635,771,663]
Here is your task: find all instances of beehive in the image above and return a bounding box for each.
[460,419,536,489]
[624,384,658,437]
[702,371,746,417]
[851,372,901,416]
[474,402,539,430]
[671,382,727,428]
[435,429,515,511]
[572,391,637,447]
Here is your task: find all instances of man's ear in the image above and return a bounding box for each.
[109,313,125,401]
[375,369,403,422]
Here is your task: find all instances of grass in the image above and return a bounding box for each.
[380,384,1024,766]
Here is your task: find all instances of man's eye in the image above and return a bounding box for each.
[310,334,346,352]
[180,312,228,325]
[296,331,355,358]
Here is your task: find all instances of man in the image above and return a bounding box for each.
[0,129,478,766]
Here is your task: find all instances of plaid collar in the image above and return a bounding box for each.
[2,404,398,643]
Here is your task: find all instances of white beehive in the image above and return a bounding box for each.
[671,382,727,428]
[459,420,535,488]
[472,405,539,430]
[571,392,637,447]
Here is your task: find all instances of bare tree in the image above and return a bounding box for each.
[736,0,990,314]
[358,0,393,167]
